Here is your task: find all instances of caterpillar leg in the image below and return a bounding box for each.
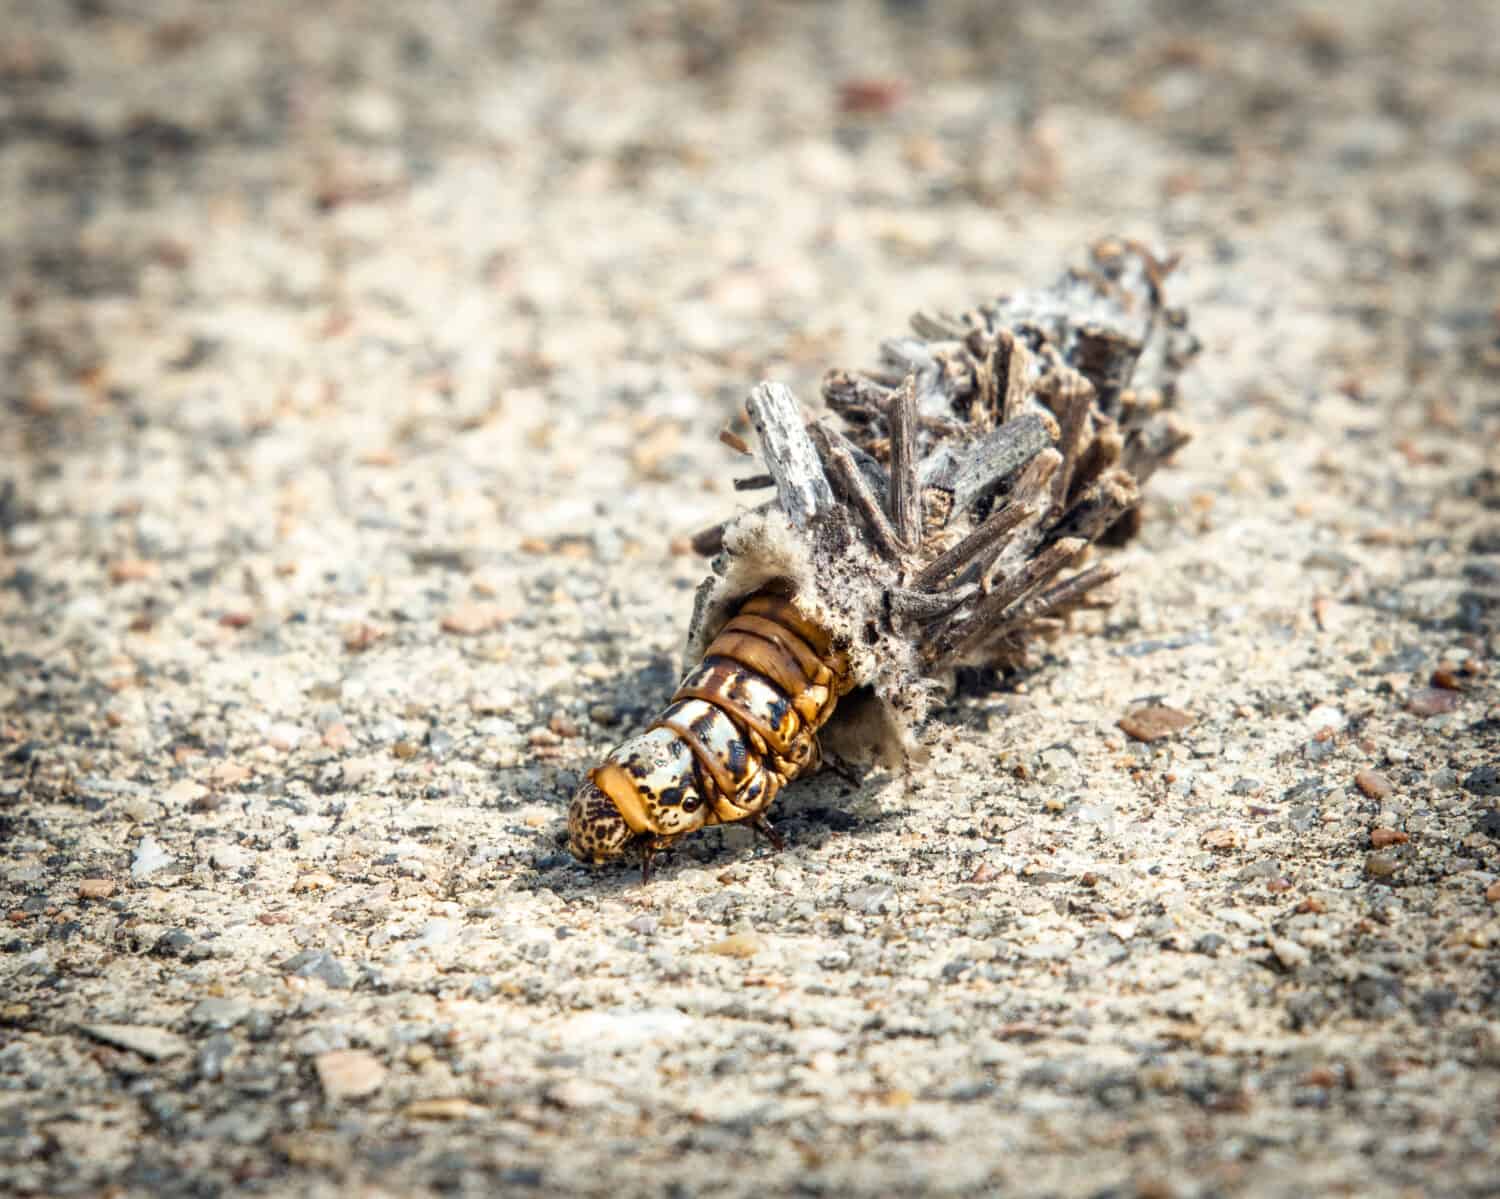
[751,814,786,851]
[639,833,683,884]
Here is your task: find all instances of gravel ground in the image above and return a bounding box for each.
[3,2,1499,1196]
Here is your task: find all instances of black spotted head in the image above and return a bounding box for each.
[567,777,637,864]
[568,728,712,865]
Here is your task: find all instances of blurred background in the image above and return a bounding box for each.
[6,0,1495,616]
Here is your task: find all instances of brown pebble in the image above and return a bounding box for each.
[78,878,116,900]
[1430,665,1463,691]
[208,761,253,786]
[108,558,159,584]
[1353,769,1394,799]
[1365,853,1400,878]
[1370,827,1409,848]
[968,862,1000,884]
[341,622,385,652]
[1297,896,1327,914]
[1118,705,1195,742]
[1405,688,1458,716]
[218,611,253,629]
[391,740,419,760]
[322,723,353,750]
[839,77,908,114]
[1200,827,1238,852]
[314,1049,385,1101]
[440,602,511,636]
[549,713,580,738]
[1486,880,1500,904]
[706,932,765,959]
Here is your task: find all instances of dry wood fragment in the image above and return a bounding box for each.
[745,382,833,528]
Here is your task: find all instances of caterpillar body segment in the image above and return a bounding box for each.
[567,591,853,868]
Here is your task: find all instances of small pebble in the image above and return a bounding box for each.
[282,949,352,989]
[1430,665,1463,690]
[108,558,158,583]
[197,1033,235,1081]
[706,932,765,958]
[1354,769,1394,799]
[1200,827,1239,852]
[82,1023,189,1061]
[1118,705,1195,742]
[77,878,115,899]
[1365,854,1400,879]
[404,1099,484,1121]
[844,884,896,914]
[341,622,385,652]
[1461,766,1500,796]
[208,761,253,786]
[546,1079,611,1110]
[1307,705,1345,732]
[440,602,510,635]
[1370,827,1409,848]
[412,919,455,949]
[1405,688,1458,716]
[1193,933,1225,957]
[266,722,305,751]
[162,779,207,806]
[209,843,251,872]
[839,76,908,115]
[1269,936,1310,971]
[131,835,174,881]
[1486,881,1500,905]
[314,1050,385,1101]
[190,997,251,1028]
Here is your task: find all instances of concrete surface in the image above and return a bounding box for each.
[2,2,1498,1196]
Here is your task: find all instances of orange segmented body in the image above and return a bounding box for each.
[567,590,854,869]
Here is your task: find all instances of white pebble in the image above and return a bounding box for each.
[131,835,174,881]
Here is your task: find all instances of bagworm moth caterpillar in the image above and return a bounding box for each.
[569,241,1198,875]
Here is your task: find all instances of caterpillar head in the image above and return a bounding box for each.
[568,727,711,865]
[567,777,638,864]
